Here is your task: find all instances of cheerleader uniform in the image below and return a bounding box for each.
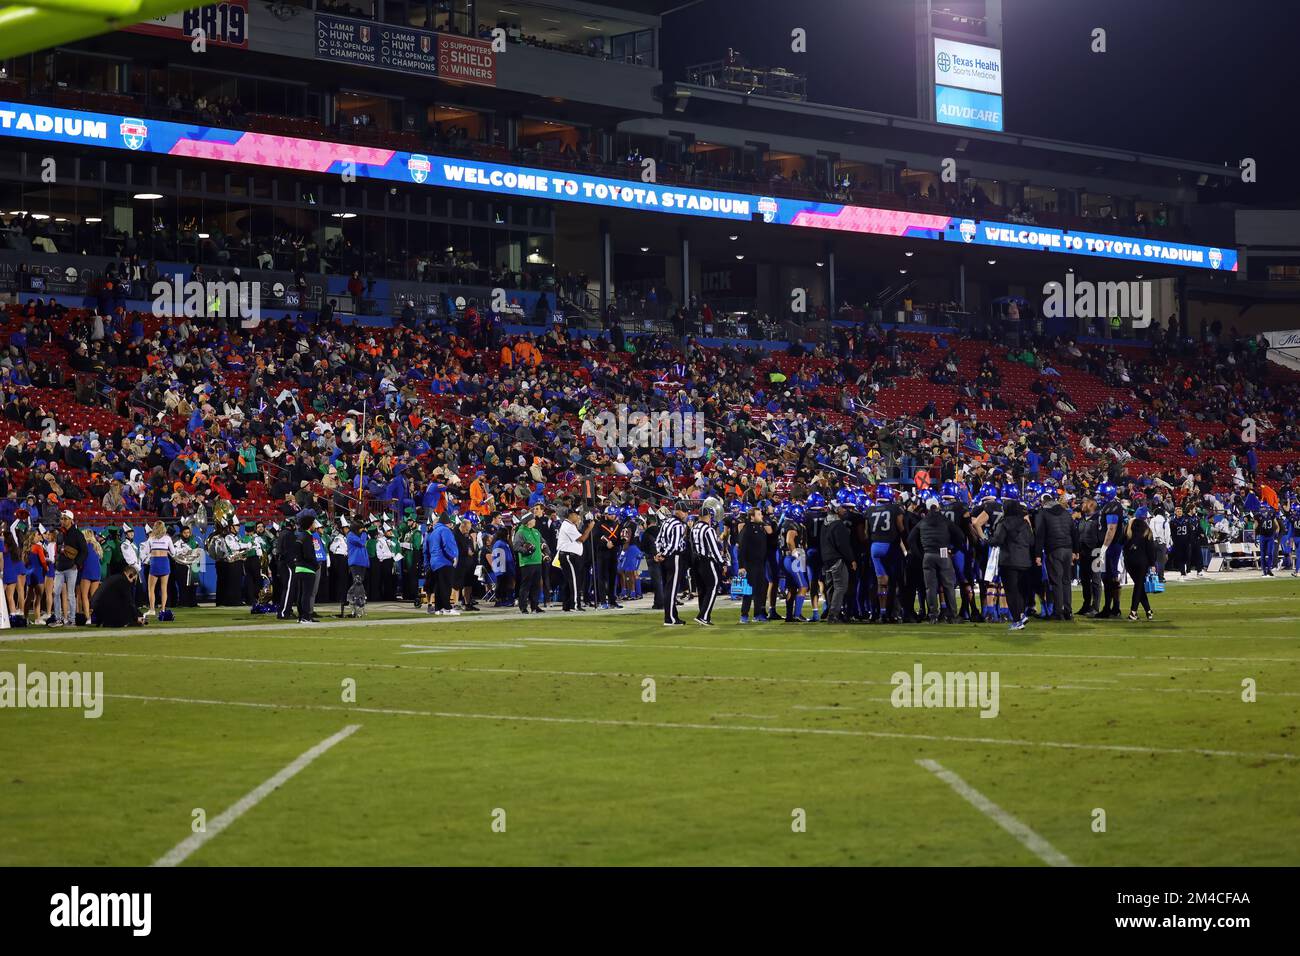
[2,549,23,586]
[27,544,48,587]
[147,535,173,577]
[82,545,102,583]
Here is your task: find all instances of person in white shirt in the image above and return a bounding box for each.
[1149,508,1172,583]
[143,521,174,618]
[556,508,594,612]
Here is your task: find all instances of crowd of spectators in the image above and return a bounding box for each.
[0,275,1295,559]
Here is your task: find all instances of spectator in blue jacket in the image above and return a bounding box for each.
[423,512,460,615]
[341,524,369,616]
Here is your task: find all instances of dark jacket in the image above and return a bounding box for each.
[92,571,140,627]
[819,514,855,565]
[907,510,965,555]
[1076,510,1103,549]
[988,502,1034,569]
[294,531,319,572]
[1034,504,1078,552]
[56,525,87,572]
[737,521,770,568]
[1123,532,1158,571]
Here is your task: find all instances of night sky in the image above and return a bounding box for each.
[662,0,1299,204]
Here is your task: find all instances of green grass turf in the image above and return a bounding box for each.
[1,577,1297,866]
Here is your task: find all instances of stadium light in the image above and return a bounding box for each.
[639,246,649,252]
[735,254,745,260]
[987,259,996,265]
[198,232,210,239]
[29,213,49,220]
[728,234,738,241]
[905,251,914,257]
[815,261,824,267]
[133,193,163,200]
[84,217,102,223]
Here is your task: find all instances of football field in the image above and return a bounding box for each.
[2,576,1297,867]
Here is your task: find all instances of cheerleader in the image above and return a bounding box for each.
[618,525,643,600]
[78,530,103,623]
[26,527,53,623]
[144,521,173,618]
[3,520,26,621]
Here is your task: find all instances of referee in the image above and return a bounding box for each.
[654,501,690,625]
[691,509,726,626]
[557,506,594,612]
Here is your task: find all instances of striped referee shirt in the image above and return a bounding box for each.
[691,522,725,564]
[655,515,687,557]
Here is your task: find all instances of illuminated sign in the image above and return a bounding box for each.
[935,85,1003,132]
[0,100,1238,272]
[934,38,1002,95]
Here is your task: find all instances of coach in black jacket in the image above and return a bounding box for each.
[736,509,772,621]
[906,500,965,623]
[819,502,856,623]
[1034,494,1079,621]
[989,500,1035,625]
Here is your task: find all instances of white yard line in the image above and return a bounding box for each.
[103,693,1300,762]
[152,723,361,868]
[916,759,1075,867]
[7,648,1300,698]
[711,713,777,720]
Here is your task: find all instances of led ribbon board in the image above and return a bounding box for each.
[0,100,1238,272]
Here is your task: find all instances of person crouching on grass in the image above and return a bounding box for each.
[92,564,145,628]
[1123,510,1159,621]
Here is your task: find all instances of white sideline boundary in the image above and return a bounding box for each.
[152,723,361,867]
[916,759,1075,867]
[104,692,1300,762]
[6,648,1300,699]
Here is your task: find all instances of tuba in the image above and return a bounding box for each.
[206,499,238,561]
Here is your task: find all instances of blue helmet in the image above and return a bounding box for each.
[1002,486,1020,502]
[732,500,752,515]
[758,498,773,514]
[978,485,998,502]
[1039,489,1058,506]
[772,502,787,523]
[852,489,871,511]
[1097,482,1118,502]
[940,481,960,501]
[785,503,806,523]
[605,505,621,517]
[876,484,895,503]
[1135,506,1151,519]
[806,492,827,510]
[1024,481,1042,501]
[621,504,637,520]
[835,487,857,508]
